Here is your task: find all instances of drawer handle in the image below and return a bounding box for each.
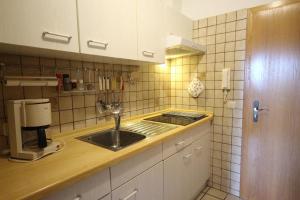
[183,153,192,159]
[175,141,185,146]
[73,194,81,200]
[143,51,154,57]
[87,40,108,49]
[195,146,203,152]
[42,31,72,43]
[120,189,138,200]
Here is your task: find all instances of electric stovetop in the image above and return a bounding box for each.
[143,111,207,126]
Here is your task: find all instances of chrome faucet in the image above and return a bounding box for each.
[112,110,121,131]
[110,103,122,131]
[96,100,122,131]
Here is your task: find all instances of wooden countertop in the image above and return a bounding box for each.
[0,109,213,200]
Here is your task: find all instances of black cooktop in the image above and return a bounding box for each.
[144,112,207,126]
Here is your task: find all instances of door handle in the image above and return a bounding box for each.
[253,100,269,122]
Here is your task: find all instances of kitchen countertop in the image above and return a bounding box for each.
[0,109,213,200]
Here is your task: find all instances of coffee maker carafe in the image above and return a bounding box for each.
[7,99,62,161]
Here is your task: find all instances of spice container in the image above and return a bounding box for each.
[63,74,72,91]
[77,79,84,91]
[71,79,77,89]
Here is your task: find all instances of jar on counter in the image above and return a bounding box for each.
[63,74,72,91]
[71,79,77,89]
[77,79,84,91]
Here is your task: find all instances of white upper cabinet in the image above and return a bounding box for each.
[77,0,137,60]
[0,0,79,53]
[137,0,165,63]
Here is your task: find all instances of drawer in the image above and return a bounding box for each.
[110,144,162,190]
[162,131,192,160]
[162,122,211,160]
[44,168,110,200]
[112,176,138,200]
[100,194,111,200]
[112,162,163,200]
[75,168,111,200]
[189,122,211,141]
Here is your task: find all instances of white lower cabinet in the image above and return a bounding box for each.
[112,162,163,200]
[99,194,111,200]
[44,168,111,200]
[164,132,211,200]
[191,133,211,197]
[110,144,162,189]
[43,123,211,200]
[164,144,194,200]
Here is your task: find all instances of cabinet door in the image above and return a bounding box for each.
[191,133,211,197]
[112,162,163,200]
[44,168,110,200]
[77,0,137,60]
[111,144,162,190]
[0,0,79,52]
[99,194,111,200]
[136,162,163,200]
[137,0,165,63]
[112,178,138,200]
[164,147,194,200]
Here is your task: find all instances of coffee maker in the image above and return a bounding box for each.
[7,99,62,161]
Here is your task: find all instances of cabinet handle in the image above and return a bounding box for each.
[195,146,203,152]
[42,31,72,43]
[183,153,192,159]
[73,194,81,200]
[87,40,108,49]
[120,189,138,200]
[143,51,155,57]
[175,141,185,146]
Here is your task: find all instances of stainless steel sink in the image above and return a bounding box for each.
[122,121,178,137]
[77,129,146,151]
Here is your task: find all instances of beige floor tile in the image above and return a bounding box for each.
[196,193,205,200]
[202,194,221,200]
[225,194,240,200]
[203,186,210,193]
[207,188,227,199]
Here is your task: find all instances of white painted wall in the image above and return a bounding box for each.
[169,0,278,20]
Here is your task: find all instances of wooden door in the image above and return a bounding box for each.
[0,0,79,52]
[77,0,137,60]
[241,1,300,200]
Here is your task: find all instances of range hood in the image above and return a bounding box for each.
[165,35,206,59]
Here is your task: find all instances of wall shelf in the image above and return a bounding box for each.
[2,76,58,87]
[60,89,96,94]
